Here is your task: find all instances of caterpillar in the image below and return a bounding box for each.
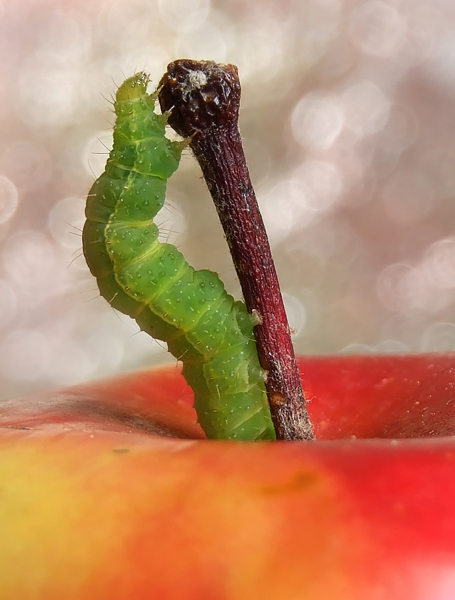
[82,72,276,441]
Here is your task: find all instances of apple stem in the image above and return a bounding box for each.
[158,60,313,441]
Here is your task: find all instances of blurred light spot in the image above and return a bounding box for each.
[408,5,443,48]
[83,130,112,178]
[375,339,409,353]
[381,313,429,346]
[381,169,436,225]
[333,145,376,207]
[421,321,455,352]
[299,216,358,259]
[376,263,410,312]
[348,1,406,57]
[342,80,390,136]
[291,93,344,149]
[0,141,52,190]
[380,104,419,154]
[0,329,49,381]
[260,178,316,244]
[376,262,438,313]
[422,238,455,289]
[373,104,419,178]
[2,230,56,290]
[291,0,342,23]
[290,0,342,71]
[293,160,343,212]
[98,14,174,82]
[282,292,306,337]
[420,148,455,201]
[317,39,354,81]
[422,33,455,94]
[341,343,374,353]
[87,320,125,373]
[17,66,81,129]
[0,175,18,224]
[44,339,93,386]
[158,0,210,32]
[291,289,322,341]
[48,196,86,250]
[234,21,285,84]
[176,21,227,62]
[0,279,17,329]
[36,9,91,63]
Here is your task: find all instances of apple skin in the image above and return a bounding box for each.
[1,354,455,599]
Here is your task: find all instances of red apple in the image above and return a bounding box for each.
[1,353,455,599]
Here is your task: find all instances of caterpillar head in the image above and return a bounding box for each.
[115,72,150,113]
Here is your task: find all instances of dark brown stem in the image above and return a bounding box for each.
[159,60,313,441]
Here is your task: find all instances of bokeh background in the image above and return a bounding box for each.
[1,0,455,401]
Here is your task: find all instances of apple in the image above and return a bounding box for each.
[1,353,455,599]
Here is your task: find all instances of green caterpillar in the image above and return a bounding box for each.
[82,72,276,441]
